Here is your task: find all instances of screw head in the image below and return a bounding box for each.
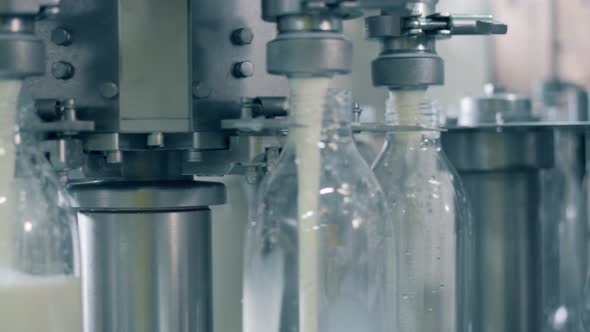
[99,82,119,99]
[51,28,72,46]
[233,61,254,78]
[51,61,74,80]
[231,28,254,45]
[192,81,212,99]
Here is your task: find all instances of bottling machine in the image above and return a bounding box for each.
[4,1,588,332]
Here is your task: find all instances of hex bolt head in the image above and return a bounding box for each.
[233,61,254,78]
[192,81,212,99]
[51,28,72,46]
[231,28,254,45]
[51,61,75,80]
[99,82,119,99]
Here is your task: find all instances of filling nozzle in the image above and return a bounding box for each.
[262,0,361,78]
[364,0,507,90]
[0,0,60,78]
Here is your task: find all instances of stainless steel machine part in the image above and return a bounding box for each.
[70,181,226,332]
[0,0,58,77]
[24,0,287,179]
[10,1,513,332]
[365,0,506,88]
[442,88,555,332]
[459,92,536,126]
[262,0,361,77]
[442,127,554,332]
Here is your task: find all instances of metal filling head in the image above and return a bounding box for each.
[264,1,360,77]
[262,0,362,23]
[365,0,506,89]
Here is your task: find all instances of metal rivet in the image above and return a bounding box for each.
[51,61,74,80]
[231,28,254,45]
[233,61,254,78]
[99,82,119,99]
[51,28,72,46]
[192,81,212,99]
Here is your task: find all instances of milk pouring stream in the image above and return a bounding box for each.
[0,81,83,332]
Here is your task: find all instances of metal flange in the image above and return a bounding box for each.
[267,32,353,76]
[262,0,361,22]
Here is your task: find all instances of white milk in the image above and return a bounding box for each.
[0,81,23,268]
[0,82,82,332]
[386,90,427,128]
[288,77,331,332]
[0,270,82,332]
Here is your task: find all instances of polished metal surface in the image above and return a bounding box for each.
[458,93,535,126]
[277,14,344,33]
[78,209,212,332]
[460,170,543,332]
[365,1,506,88]
[442,128,553,171]
[22,0,289,178]
[71,181,226,332]
[0,33,45,78]
[442,127,554,332]
[70,180,227,209]
[371,51,444,88]
[262,0,361,22]
[119,0,190,133]
[267,32,353,76]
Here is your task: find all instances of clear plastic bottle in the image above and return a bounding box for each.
[243,83,393,332]
[537,80,588,332]
[372,90,473,332]
[0,81,82,332]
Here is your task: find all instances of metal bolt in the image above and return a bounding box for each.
[192,81,212,99]
[231,28,254,45]
[147,132,164,148]
[51,28,72,46]
[99,82,119,99]
[353,103,362,123]
[233,61,254,78]
[51,61,74,80]
[61,98,77,121]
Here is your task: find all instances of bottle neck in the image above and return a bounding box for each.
[287,79,354,148]
[385,89,441,143]
[386,90,439,127]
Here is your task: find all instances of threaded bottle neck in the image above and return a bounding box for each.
[385,90,439,128]
[288,79,354,144]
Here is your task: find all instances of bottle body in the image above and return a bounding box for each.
[535,80,588,332]
[0,81,82,332]
[373,92,473,332]
[541,131,586,332]
[243,87,392,332]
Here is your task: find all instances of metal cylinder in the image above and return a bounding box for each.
[0,33,45,78]
[266,32,353,76]
[69,181,226,332]
[442,128,554,332]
